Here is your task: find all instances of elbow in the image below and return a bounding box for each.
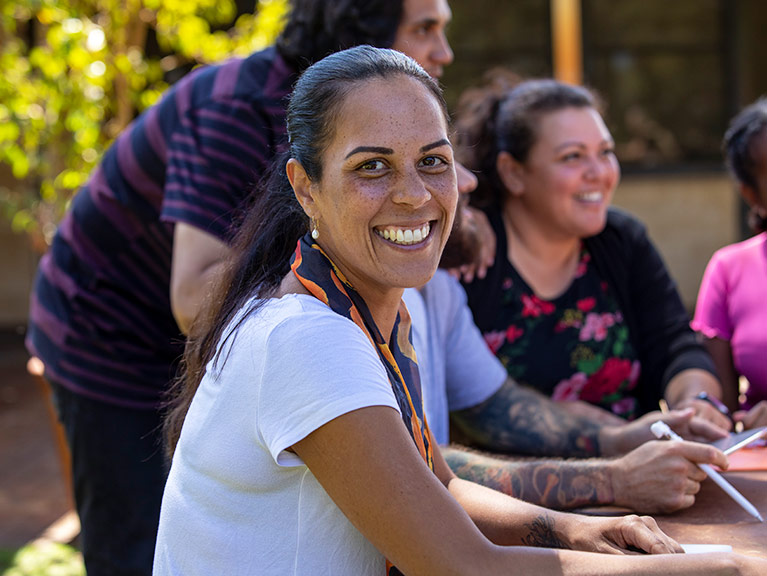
[170,284,198,336]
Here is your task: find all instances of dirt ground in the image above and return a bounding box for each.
[0,331,75,548]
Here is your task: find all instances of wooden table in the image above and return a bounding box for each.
[652,470,766,558]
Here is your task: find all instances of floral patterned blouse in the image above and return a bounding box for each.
[466,244,642,420]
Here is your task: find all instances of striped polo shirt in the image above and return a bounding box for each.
[26,46,297,409]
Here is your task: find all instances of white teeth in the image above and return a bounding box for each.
[376,223,431,245]
[577,191,602,202]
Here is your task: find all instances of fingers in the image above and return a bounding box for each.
[610,452,689,514]
[659,407,695,428]
[619,515,684,555]
[667,408,730,441]
[459,264,475,284]
[684,477,703,495]
[687,416,730,441]
[734,401,767,429]
[690,399,734,432]
[669,438,729,469]
[612,441,719,513]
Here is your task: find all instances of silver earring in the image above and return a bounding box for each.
[311,219,319,240]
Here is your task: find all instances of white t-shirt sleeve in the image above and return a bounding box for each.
[256,303,400,466]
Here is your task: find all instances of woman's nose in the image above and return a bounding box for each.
[456,162,477,195]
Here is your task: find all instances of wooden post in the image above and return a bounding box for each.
[551,0,583,85]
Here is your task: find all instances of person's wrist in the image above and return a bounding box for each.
[597,425,628,458]
[606,458,625,507]
[695,391,735,425]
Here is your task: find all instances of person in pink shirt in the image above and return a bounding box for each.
[692,97,767,429]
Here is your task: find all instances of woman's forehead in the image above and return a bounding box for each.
[328,76,449,150]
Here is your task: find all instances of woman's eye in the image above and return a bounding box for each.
[601,148,616,158]
[420,155,447,169]
[359,159,386,171]
[562,152,581,162]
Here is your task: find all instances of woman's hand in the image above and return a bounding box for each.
[734,400,767,429]
[674,395,734,432]
[558,513,683,555]
[665,368,733,432]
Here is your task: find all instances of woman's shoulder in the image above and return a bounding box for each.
[236,294,363,340]
[212,294,382,378]
[602,207,648,238]
[584,208,649,262]
[711,232,767,262]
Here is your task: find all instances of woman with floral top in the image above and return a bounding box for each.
[455,74,731,427]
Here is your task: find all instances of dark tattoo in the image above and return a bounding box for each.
[522,515,569,549]
[443,445,615,510]
[450,378,602,458]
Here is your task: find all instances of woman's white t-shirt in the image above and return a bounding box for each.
[153,294,401,575]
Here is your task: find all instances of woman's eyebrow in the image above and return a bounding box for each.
[345,146,393,159]
[554,139,614,152]
[421,138,452,153]
[345,139,452,159]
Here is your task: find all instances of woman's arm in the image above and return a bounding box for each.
[665,368,732,430]
[290,405,763,575]
[606,212,725,423]
[703,337,741,412]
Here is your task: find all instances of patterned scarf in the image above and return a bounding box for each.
[290,233,434,576]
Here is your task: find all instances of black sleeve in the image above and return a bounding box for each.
[588,209,716,414]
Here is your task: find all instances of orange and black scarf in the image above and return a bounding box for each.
[291,233,434,575]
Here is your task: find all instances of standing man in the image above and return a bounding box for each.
[27,2,455,574]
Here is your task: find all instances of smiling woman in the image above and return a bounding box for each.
[153,47,767,576]
[286,73,457,315]
[457,75,730,428]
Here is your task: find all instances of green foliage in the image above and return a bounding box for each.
[0,0,289,250]
[0,542,84,575]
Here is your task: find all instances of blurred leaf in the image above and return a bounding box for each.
[0,0,289,250]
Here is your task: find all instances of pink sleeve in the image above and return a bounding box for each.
[692,250,733,341]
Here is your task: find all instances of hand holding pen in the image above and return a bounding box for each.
[651,421,764,522]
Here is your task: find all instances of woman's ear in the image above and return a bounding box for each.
[286,158,317,217]
[741,182,767,223]
[496,151,525,197]
[740,181,760,208]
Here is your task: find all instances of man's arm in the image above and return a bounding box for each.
[442,445,615,510]
[170,222,231,335]
[450,378,603,458]
[443,436,727,514]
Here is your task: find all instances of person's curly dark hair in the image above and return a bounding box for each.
[723,97,767,233]
[453,68,523,210]
[276,0,403,72]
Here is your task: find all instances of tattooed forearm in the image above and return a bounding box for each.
[443,445,615,510]
[521,515,569,549]
[450,378,602,457]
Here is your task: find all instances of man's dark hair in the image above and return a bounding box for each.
[276,0,403,71]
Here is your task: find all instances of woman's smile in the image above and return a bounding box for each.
[374,221,434,246]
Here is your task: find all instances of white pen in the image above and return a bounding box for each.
[650,421,764,522]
